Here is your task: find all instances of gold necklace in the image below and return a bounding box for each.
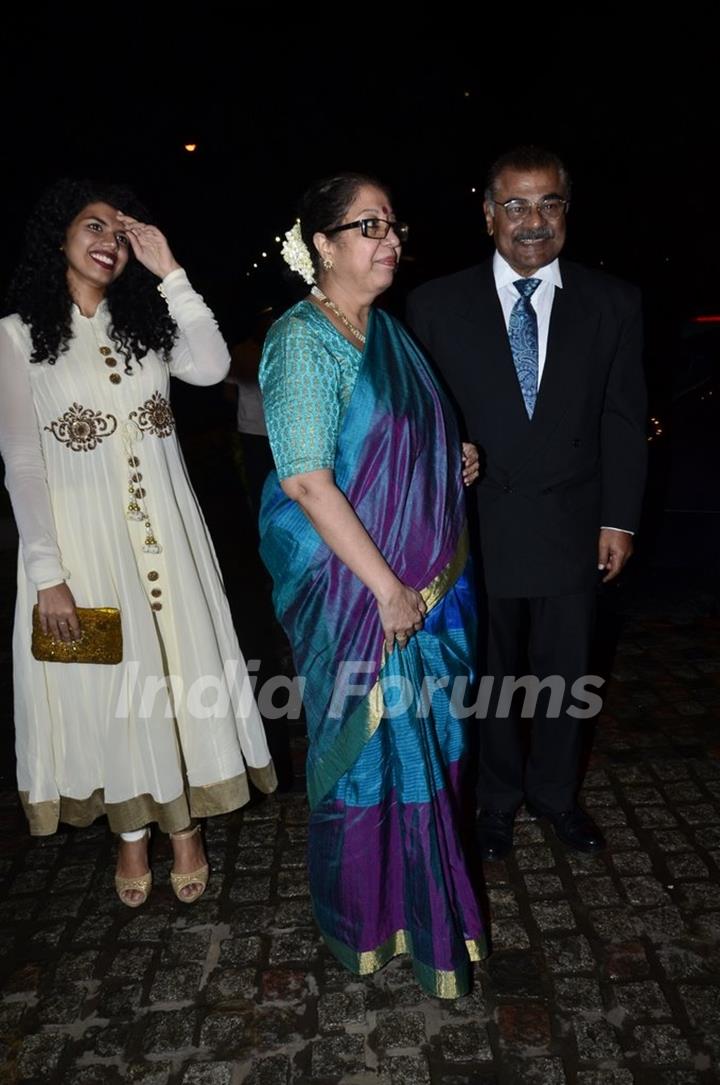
[311,286,366,344]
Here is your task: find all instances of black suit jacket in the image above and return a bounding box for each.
[407,258,647,597]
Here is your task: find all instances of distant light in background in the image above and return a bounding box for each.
[184,144,197,153]
[648,416,663,441]
[247,232,285,275]
[692,315,720,324]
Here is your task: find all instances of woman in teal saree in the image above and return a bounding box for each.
[259,173,486,997]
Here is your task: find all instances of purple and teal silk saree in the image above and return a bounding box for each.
[260,302,486,997]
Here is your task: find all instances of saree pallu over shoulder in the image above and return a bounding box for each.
[261,308,466,805]
[260,306,486,996]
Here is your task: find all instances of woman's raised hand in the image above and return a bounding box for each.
[116,213,181,280]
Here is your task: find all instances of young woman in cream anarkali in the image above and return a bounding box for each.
[0,180,275,906]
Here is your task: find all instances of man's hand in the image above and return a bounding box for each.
[598,528,634,583]
[461,442,480,486]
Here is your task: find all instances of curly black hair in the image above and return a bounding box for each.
[6,178,177,365]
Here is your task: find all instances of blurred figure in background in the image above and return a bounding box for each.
[225,305,276,520]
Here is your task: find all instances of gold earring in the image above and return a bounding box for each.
[322,258,333,271]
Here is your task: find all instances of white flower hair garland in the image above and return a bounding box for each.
[281,220,315,284]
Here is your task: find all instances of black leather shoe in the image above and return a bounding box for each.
[477,808,516,861]
[526,802,606,853]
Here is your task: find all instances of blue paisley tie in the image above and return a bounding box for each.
[508,277,541,418]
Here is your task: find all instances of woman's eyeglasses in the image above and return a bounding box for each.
[325,218,409,242]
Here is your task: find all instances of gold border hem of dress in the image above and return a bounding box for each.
[19,759,277,835]
[322,926,487,999]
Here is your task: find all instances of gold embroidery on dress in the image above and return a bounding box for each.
[44,403,118,451]
[129,392,175,438]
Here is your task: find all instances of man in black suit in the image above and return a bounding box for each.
[407,146,647,858]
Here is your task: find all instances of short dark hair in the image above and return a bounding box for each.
[484,146,571,204]
[296,171,390,280]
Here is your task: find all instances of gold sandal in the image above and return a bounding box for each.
[169,824,209,904]
[115,829,152,908]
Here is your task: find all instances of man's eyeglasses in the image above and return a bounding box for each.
[325,218,409,242]
[493,198,569,223]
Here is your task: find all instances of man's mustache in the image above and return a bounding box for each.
[514,226,554,242]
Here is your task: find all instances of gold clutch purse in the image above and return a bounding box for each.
[31,606,123,664]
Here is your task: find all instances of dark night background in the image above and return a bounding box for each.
[2,33,717,319]
[0,34,718,1068]
[1,30,718,581]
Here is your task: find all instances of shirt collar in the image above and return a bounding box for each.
[492,251,563,292]
[71,298,110,321]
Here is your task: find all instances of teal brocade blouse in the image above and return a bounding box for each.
[259,300,363,480]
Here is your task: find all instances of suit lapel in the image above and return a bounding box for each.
[527,263,595,427]
[459,262,530,432]
[446,259,599,473]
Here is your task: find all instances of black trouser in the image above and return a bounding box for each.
[478,591,597,813]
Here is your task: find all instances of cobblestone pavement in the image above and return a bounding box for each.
[0,534,718,1082]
